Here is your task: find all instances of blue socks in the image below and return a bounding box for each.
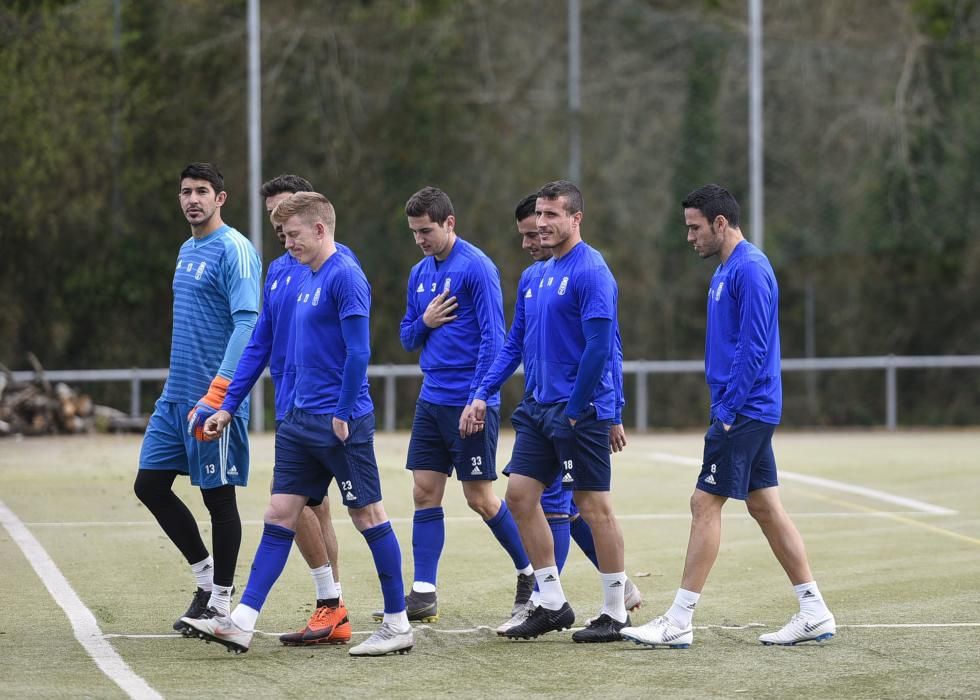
[486,500,531,570]
[412,506,445,586]
[570,514,599,569]
[549,516,571,572]
[240,522,295,612]
[362,521,406,614]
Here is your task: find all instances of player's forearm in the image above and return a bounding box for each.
[566,318,612,419]
[399,314,430,351]
[221,340,271,416]
[335,315,371,420]
[473,339,522,402]
[217,310,259,380]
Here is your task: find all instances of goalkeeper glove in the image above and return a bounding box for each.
[187,376,231,441]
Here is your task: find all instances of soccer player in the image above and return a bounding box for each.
[391,186,534,622]
[205,174,350,646]
[134,162,260,631]
[184,192,414,656]
[493,180,631,643]
[621,184,836,649]
[466,194,642,635]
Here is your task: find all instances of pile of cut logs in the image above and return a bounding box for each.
[0,354,137,437]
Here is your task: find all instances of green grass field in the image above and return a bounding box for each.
[1,430,978,699]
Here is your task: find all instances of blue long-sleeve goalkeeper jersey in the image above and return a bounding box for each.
[705,240,782,426]
[163,224,261,417]
[222,243,359,420]
[399,237,505,407]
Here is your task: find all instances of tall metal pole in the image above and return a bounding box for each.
[568,0,581,183]
[748,0,764,248]
[247,0,265,432]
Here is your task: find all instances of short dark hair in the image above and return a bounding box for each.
[514,194,537,222]
[537,180,583,215]
[179,162,224,194]
[260,174,314,199]
[681,184,740,228]
[405,186,454,225]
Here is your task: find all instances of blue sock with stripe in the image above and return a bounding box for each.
[239,522,295,612]
[362,521,406,614]
[570,514,599,569]
[486,500,531,571]
[412,507,445,587]
[549,516,572,572]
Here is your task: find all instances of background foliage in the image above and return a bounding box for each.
[1,0,978,426]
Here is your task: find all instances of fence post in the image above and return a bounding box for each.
[635,367,648,432]
[130,371,140,417]
[384,371,396,433]
[885,358,897,431]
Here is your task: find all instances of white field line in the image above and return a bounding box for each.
[0,500,162,700]
[105,621,980,640]
[647,452,956,515]
[25,509,951,530]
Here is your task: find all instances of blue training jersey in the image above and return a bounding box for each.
[476,261,546,401]
[162,224,261,415]
[399,237,505,407]
[292,250,373,417]
[705,240,782,425]
[532,241,618,420]
[222,243,359,420]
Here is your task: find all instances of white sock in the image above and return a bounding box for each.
[600,571,628,623]
[518,564,533,576]
[412,581,436,594]
[208,584,234,616]
[794,581,831,619]
[667,588,700,628]
[384,610,411,633]
[335,581,343,600]
[230,604,258,632]
[529,590,541,607]
[310,564,339,601]
[190,556,214,592]
[533,566,566,611]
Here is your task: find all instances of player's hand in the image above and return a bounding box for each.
[459,401,487,438]
[609,423,627,453]
[422,290,458,329]
[187,376,230,441]
[203,410,233,440]
[332,416,349,442]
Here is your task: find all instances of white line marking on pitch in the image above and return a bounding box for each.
[0,499,162,700]
[647,452,956,515]
[26,510,951,529]
[105,621,980,640]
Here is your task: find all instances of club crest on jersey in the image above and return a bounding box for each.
[443,277,452,293]
[312,287,321,306]
[557,276,569,295]
[547,276,554,286]
[271,279,278,291]
[713,282,725,301]
[195,261,207,280]
[417,283,425,293]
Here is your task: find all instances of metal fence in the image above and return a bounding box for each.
[11,355,980,432]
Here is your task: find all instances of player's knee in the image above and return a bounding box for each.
[465,491,498,519]
[133,470,173,508]
[202,485,239,524]
[412,484,440,508]
[690,490,723,521]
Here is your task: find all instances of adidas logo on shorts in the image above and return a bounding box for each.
[562,473,574,483]
[345,491,355,501]
[471,466,482,475]
[704,474,716,485]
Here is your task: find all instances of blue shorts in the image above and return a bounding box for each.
[406,399,499,481]
[504,402,571,514]
[507,399,613,492]
[697,416,779,500]
[541,471,574,515]
[139,398,250,488]
[274,409,382,508]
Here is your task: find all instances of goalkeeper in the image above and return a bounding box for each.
[134,162,260,632]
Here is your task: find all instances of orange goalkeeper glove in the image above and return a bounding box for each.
[187,376,231,441]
